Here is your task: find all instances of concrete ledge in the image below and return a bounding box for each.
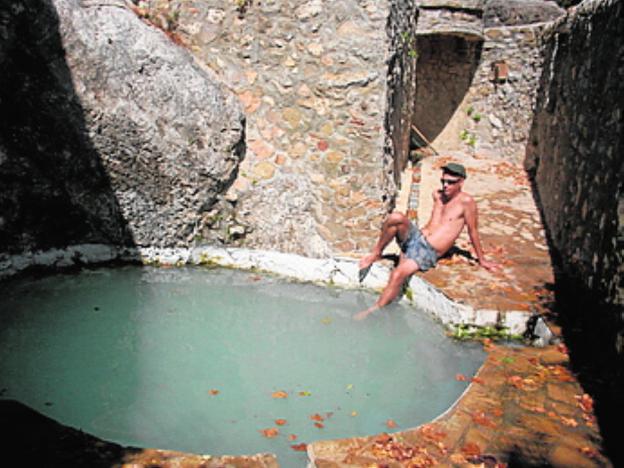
[0,244,545,339]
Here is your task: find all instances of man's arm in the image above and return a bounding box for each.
[464,196,498,271]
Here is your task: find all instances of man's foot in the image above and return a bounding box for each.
[353,305,379,321]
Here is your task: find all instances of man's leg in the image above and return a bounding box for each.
[354,257,420,320]
[359,212,411,270]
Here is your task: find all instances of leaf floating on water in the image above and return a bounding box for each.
[291,443,307,452]
[275,419,287,426]
[386,419,398,429]
[310,413,324,422]
[320,317,333,325]
[455,374,467,381]
[351,411,358,417]
[272,390,288,399]
[298,391,312,397]
[314,422,324,429]
[208,389,220,395]
[288,434,297,441]
[346,384,354,390]
[260,427,279,438]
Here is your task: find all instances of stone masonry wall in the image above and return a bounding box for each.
[526,0,623,323]
[413,1,564,163]
[149,0,418,258]
[525,0,623,457]
[419,23,550,163]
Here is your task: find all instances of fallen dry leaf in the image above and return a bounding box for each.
[461,442,481,457]
[260,428,279,438]
[291,443,307,452]
[455,374,467,381]
[310,413,324,422]
[208,389,220,395]
[288,434,297,441]
[450,453,468,464]
[471,376,485,385]
[508,375,524,389]
[275,419,287,426]
[271,390,288,399]
[472,411,497,428]
[579,446,598,458]
[386,419,398,429]
[314,422,324,429]
[561,416,578,427]
[577,393,594,413]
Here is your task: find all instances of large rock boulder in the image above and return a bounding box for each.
[0,0,244,253]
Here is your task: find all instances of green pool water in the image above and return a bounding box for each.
[0,265,484,467]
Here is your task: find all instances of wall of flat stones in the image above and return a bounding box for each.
[153,0,418,258]
[412,1,564,163]
[417,23,547,163]
[526,0,623,326]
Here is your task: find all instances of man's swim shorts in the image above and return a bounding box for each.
[399,222,439,271]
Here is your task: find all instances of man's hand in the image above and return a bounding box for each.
[479,259,500,272]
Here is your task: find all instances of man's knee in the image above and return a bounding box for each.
[387,211,408,226]
[391,263,417,283]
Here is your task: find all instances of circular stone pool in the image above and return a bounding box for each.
[0,266,484,466]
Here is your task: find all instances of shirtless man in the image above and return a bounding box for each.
[354,163,497,320]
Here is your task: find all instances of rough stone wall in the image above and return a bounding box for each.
[0,0,245,255]
[412,0,564,163]
[526,0,623,314]
[417,24,548,162]
[525,0,623,458]
[156,0,418,257]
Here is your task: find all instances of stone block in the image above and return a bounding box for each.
[501,311,530,335]
[474,309,499,327]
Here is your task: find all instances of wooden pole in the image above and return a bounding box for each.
[411,124,439,156]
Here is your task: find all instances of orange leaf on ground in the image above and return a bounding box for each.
[579,447,598,458]
[386,419,398,428]
[271,391,288,399]
[291,443,307,452]
[472,411,497,428]
[260,428,279,438]
[208,389,220,395]
[450,453,468,464]
[314,422,324,429]
[561,416,578,427]
[492,407,504,417]
[310,413,324,422]
[577,393,594,412]
[508,375,524,389]
[455,374,467,381]
[471,376,485,385]
[461,442,481,457]
[288,434,297,441]
[275,419,287,426]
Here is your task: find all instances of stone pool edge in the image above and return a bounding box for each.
[0,243,552,342]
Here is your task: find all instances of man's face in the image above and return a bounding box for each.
[440,171,464,197]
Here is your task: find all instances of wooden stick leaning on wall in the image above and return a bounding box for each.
[411,124,440,157]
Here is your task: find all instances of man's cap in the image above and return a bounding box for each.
[442,162,467,179]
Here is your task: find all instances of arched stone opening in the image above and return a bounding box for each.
[411,33,483,150]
